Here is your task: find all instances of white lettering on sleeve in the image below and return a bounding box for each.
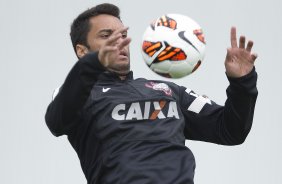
[52,87,60,100]
[188,95,212,113]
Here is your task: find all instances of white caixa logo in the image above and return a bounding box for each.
[111,100,179,121]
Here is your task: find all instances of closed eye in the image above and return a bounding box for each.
[100,34,111,39]
[121,31,128,38]
[98,29,113,39]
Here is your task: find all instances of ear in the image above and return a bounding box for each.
[76,44,89,58]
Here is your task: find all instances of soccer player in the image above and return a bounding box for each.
[45,3,258,184]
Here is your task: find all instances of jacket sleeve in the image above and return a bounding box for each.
[45,52,105,137]
[180,68,258,145]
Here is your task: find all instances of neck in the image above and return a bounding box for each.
[119,75,126,80]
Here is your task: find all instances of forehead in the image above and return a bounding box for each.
[89,14,124,33]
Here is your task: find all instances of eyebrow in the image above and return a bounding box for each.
[97,29,128,35]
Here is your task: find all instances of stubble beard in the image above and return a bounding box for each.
[110,62,130,76]
[109,52,131,76]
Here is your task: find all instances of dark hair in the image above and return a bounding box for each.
[70,3,120,54]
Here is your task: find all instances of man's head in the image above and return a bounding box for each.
[70,3,130,75]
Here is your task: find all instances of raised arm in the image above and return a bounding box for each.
[45,52,105,136]
[225,27,257,78]
[45,26,131,136]
[181,27,258,145]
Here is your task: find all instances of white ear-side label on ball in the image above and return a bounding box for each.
[185,88,211,113]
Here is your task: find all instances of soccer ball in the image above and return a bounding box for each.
[141,14,206,78]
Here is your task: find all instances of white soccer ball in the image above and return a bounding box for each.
[141,14,206,78]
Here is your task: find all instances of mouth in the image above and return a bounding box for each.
[119,50,128,57]
[118,50,129,60]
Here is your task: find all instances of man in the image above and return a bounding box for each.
[45,3,258,184]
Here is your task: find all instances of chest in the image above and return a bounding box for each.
[82,79,184,141]
[92,80,178,112]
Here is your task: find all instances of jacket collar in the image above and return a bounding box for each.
[97,71,134,82]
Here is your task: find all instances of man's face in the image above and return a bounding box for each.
[86,14,130,74]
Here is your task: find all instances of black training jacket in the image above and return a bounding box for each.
[45,52,258,184]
